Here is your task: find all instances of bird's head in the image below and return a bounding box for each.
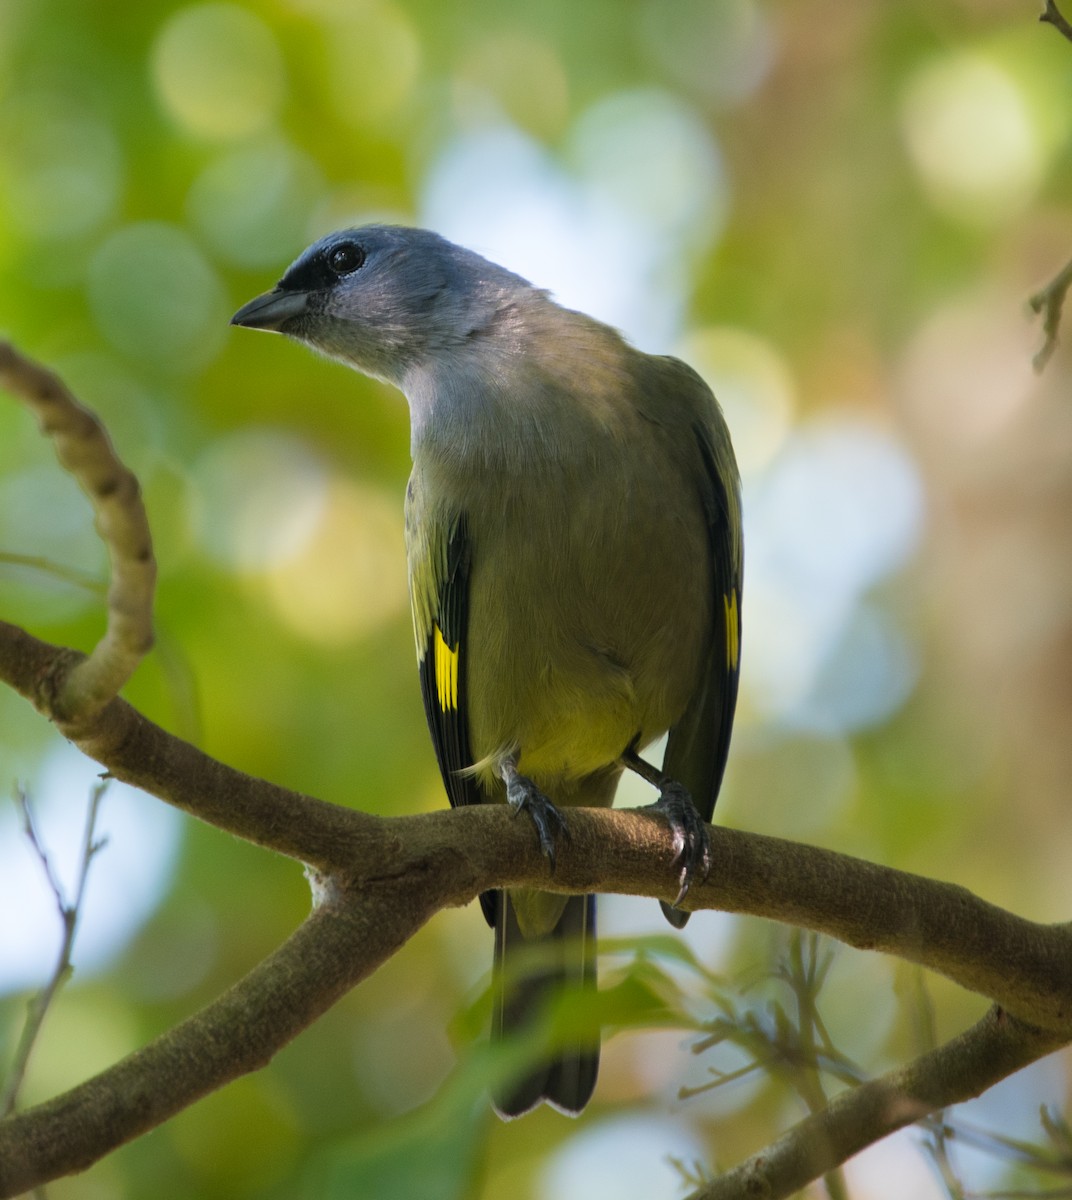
[231,225,530,386]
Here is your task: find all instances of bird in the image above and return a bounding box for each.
[231,225,743,1118]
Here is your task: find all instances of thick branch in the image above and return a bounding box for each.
[690,1007,1062,1200]
[458,803,1072,1034]
[0,887,443,1198]
[0,342,155,718]
[1,763,1064,1198]
[3,618,1071,1040]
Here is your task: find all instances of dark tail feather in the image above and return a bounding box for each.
[660,900,690,929]
[491,893,599,1119]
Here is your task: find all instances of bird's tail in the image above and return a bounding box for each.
[491,892,598,1119]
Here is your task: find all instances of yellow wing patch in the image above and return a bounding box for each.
[723,589,740,671]
[433,624,459,712]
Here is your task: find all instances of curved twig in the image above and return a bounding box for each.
[0,342,155,718]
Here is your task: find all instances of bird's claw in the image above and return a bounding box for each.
[505,773,569,872]
[650,782,711,907]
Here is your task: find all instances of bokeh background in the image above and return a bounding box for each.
[2,0,1071,1196]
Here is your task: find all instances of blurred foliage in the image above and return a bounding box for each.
[2,0,1072,1197]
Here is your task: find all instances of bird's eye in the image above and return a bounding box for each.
[327,242,366,275]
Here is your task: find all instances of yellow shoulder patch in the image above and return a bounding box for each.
[434,624,459,712]
[723,589,740,671]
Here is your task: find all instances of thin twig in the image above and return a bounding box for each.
[973,1189,1072,1198]
[0,552,200,740]
[1029,257,1072,371]
[922,1118,969,1200]
[934,1106,1072,1190]
[0,553,105,595]
[910,973,969,1199]
[0,782,108,1118]
[1030,5,1072,372]
[688,1008,1064,1200]
[1040,0,1072,42]
[783,934,849,1200]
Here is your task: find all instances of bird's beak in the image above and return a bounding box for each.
[230,288,309,332]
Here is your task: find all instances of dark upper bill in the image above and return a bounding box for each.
[230,289,309,331]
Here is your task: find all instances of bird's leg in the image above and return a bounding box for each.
[620,747,711,907]
[498,754,569,872]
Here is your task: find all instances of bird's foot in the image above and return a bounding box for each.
[620,746,712,909]
[501,761,569,872]
[649,781,711,907]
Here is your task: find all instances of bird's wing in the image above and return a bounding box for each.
[415,513,481,809]
[662,419,743,829]
[413,512,497,925]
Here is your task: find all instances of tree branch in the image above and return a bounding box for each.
[0,896,428,1197]
[1,783,107,1118]
[689,1007,1064,1200]
[3,614,1071,1037]
[1032,6,1072,368]
[1040,0,1072,43]
[0,342,155,719]
[1029,256,1072,371]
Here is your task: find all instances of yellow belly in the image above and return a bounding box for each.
[464,467,711,792]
